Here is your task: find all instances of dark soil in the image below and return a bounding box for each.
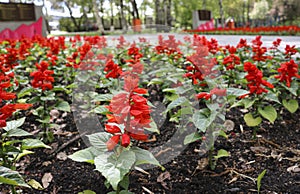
[3,98,300,194]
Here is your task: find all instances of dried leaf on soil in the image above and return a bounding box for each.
[42,172,53,188]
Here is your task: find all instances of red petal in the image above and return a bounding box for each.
[13,104,33,110]
[133,88,148,94]
[105,124,121,134]
[129,133,148,141]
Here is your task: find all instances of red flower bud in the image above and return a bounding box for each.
[106,135,120,151]
[121,134,131,147]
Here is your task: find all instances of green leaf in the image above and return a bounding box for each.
[0,166,30,188]
[119,175,129,190]
[52,86,66,92]
[192,111,209,132]
[258,106,277,123]
[17,88,35,98]
[218,130,228,139]
[145,120,160,134]
[214,149,230,159]
[265,92,280,104]
[68,147,100,164]
[36,116,50,124]
[244,113,262,127]
[184,132,202,145]
[55,101,71,112]
[26,56,36,61]
[94,150,136,190]
[40,95,55,101]
[28,96,40,104]
[257,169,267,193]
[6,128,31,137]
[87,132,112,152]
[15,150,35,161]
[92,94,113,102]
[21,139,51,149]
[92,106,109,114]
[242,99,257,109]
[282,81,299,96]
[3,117,26,132]
[282,99,298,113]
[119,191,134,194]
[162,88,176,93]
[78,190,96,194]
[131,147,163,170]
[148,78,164,86]
[226,88,249,97]
[28,179,44,190]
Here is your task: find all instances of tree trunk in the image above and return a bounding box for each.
[110,0,114,30]
[155,0,160,25]
[130,0,139,19]
[166,0,172,27]
[92,0,105,34]
[65,1,80,31]
[218,0,224,27]
[119,0,128,32]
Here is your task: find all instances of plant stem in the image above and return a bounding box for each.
[11,185,17,194]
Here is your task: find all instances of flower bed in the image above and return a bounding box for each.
[185,26,300,36]
[0,34,299,193]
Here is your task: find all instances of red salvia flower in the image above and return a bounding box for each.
[105,72,150,150]
[30,61,55,90]
[222,46,241,70]
[0,103,32,127]
[104,59,123,79]
[284,45,298,58]
[242,62,274,97]
[274,60,300,87]
[196,87,226,100]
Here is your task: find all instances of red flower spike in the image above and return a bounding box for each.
[275,60,300,87]
[243,62,273,95]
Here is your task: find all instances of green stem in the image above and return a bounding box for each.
[11,185,17,194]
[116,185,120,194]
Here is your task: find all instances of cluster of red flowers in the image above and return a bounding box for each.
[67,43,92,69]
[184,25,300,35]
[105,45,150,150]
[155,35,182,57]
[30,61,55,90]
[236,38,249,49]
[284,45,298,58]
[270,38,282,50]
[184,35,217,85]
[0,45,32,127]
[222,46,241,70]
[104,59,123,79]
[242,62,274,97]
[105,74,150,150]
[275,60,300,87]
[251,36,268,62]
[196,87,227,100]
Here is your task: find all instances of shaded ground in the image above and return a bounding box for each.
[9,99,298,194]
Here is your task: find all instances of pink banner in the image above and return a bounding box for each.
[0,17,43,40]
[197,19,214,31]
